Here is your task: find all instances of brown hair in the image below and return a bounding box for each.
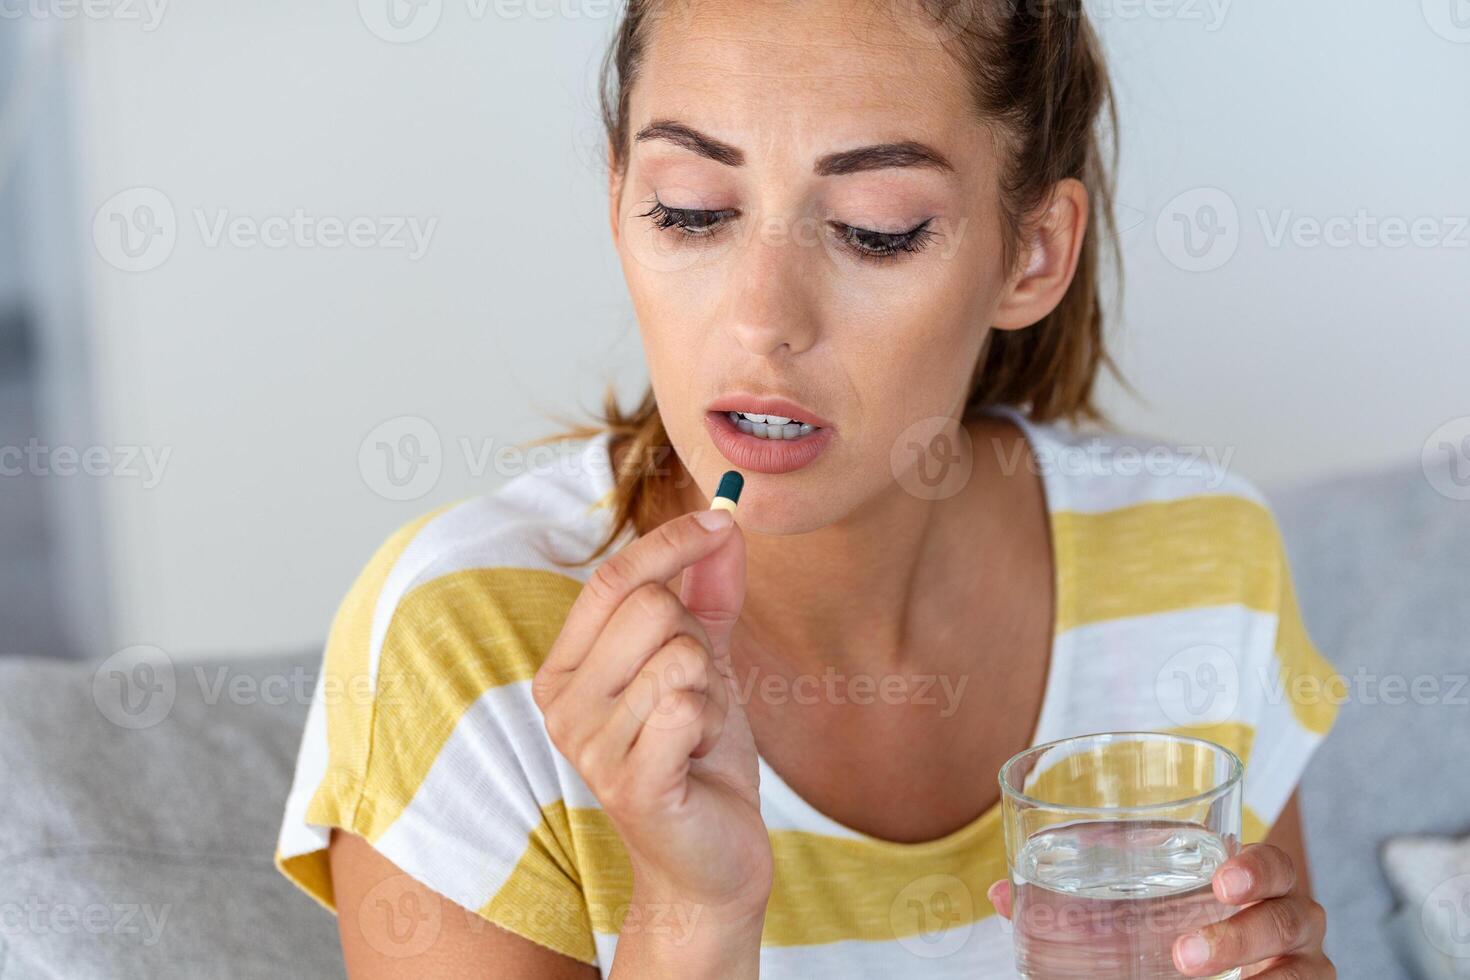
[532,0,1123,566]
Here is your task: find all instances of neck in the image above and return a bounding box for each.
[662,414,1039,677]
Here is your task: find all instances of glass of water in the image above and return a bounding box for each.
[999,731,1245,980]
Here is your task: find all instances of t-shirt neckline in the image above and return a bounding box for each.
[586,407,1070,853]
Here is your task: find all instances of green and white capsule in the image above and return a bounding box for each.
[710,470,744,515]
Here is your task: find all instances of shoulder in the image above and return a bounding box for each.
[1003,410,1287,622]
[315,430,625,830]
[277,433,619,965]
[1004,410,1340,836]
[334,430,624,683]
[1002,407,1267,515]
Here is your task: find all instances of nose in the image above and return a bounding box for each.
[723,219,819,358]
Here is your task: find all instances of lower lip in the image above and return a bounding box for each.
[703,411,835,475]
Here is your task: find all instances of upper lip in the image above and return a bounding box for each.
[708,393,834,429]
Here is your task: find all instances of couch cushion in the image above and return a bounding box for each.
[1380,833,1470,977]
[0,651,344,980]
[1268,457,1470,977]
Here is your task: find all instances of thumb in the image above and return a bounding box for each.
[678,516,746,664]
[986,879,1013,919]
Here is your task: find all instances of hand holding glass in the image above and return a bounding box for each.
[999,732,1245,980]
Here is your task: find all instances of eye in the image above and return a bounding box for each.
[638,199,738,238]
[832,219,937,262]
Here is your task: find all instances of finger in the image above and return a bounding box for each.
[1213,843,1298,905]
[603,636,728,757]
[626,687,727,789]
[539,597,703,763]
[564,582,713,704]
[678,516,746,664]
[985,879,1013,919]
[1247,952,1336,979]
[541,510,736,679]
[568,636,730,793]
[1174,895,1326,975]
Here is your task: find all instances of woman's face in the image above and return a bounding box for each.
[611,0,1037,534]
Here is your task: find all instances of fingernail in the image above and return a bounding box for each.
[1219,867,1251,901]
[1177,934,1211,969]
[695,508,733,531]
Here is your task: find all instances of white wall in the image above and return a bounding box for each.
[1091,0,1470,486]
[46,0,1470,659]
[66,3,642,659]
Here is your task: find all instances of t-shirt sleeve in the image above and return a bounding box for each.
[273,510,599,966]
[1240,510,1342,843]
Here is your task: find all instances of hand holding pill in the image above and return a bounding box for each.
[532,470,773,923]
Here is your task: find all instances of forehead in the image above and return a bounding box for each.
[631,0,985,163]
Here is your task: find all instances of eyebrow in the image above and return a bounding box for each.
[633,119,955,176]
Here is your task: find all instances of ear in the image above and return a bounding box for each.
[992,178,1089,331]
[607,139,624,248]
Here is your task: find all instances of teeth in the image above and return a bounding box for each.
[728,412,818,440]
[734,410,810,426]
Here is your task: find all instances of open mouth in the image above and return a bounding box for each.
[703,406,835,475]
[722,411,822,441]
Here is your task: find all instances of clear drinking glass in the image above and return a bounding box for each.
[999,732,1245,980]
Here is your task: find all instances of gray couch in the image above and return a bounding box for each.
[2,459,1466,979]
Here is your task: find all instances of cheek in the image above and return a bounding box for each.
[619,251,725,429]
[826,250,994,414]
[846,326,986,470]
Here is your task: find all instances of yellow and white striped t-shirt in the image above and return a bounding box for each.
[275,407,1340,977]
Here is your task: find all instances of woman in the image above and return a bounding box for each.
[275,0,1340,975]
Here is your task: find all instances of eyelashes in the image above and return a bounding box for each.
[836,220,937,260]
[641,200,738,235]
[636,199,938,263]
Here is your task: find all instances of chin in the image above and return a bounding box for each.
[709,470,856,536]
